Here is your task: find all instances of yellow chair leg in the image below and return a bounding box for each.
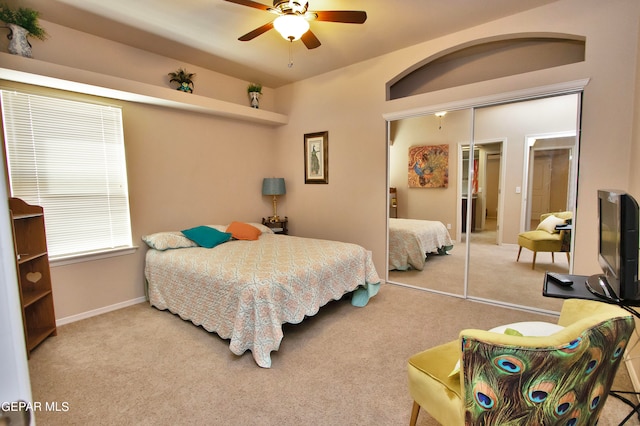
[517,246,522,262]
[532,252,537,269]
[551,252,555,263]
[410,401,420,426]
[566,252,570,264]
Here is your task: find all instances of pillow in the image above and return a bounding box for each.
[488,321,564,336]
[181,226,232,248]
[226,221,262,241]
[142,232,198,250]
[246,222,275,234]
[536,214,567,234]
[448,321,565,377]
[208,223,274,234]
[206,225,228,233]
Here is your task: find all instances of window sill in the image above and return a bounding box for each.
[50,246,138,267]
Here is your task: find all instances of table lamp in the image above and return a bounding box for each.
[262,178,286,222]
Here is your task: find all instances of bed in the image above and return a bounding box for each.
[143,223,381,368]
[388,218,453,271]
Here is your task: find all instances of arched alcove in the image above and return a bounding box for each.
[387,34,586,100]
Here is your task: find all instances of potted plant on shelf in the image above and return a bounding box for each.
[0,3,47,58]
[247,83,262,109]
[168,68,195,93]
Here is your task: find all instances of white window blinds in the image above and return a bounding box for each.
[1,90,133,259]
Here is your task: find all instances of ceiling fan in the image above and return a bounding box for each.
[224,0,367,49]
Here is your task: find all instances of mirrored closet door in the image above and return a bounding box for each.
[388,108,472,297]
[387,93,581,313]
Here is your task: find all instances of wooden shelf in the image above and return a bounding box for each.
[17,252,47,264]
[0,52,289,127]
[25,325,57,352]
[9,197,57,358]
[13,212,44,220]
[22,288,53,308]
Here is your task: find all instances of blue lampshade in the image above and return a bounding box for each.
[262,178,286,196]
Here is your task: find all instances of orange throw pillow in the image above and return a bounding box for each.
[226,221,262,241]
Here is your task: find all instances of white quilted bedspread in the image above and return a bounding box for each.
[388,218,453,271]
[145,234,380,368]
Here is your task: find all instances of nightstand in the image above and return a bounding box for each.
[262,217,288,235]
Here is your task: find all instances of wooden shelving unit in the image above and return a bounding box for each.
[389,187,398,218]
[9,197,57,357]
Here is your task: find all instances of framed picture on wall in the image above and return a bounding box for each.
[304,131,328,184]
[408,144,449,188]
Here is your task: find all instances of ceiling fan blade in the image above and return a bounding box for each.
[223,0,271,12]
[301,30,321,49]
[313,10,367,24]
[238,22,275,41]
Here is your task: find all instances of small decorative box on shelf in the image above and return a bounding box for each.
[262,217,288,235]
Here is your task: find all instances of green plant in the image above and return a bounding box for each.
[0,3,47,40]
[168,68,195,93]
[247,83,262,94]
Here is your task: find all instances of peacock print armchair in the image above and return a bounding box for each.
[407,299,635,425]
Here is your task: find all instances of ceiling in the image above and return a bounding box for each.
[13,0,559,88]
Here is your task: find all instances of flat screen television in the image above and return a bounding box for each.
[586,189,640,302]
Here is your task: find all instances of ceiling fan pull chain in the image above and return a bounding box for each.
[288,41,294,68]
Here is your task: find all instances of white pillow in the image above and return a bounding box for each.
[246,222,275,234]
[448,321,564,377]
[536,215,566,234]
[488,321,564,336]
[142,231,198,250]
[207,225,229,233]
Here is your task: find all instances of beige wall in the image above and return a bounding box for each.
[53,101,278,319]
[1,0,639,321]
[474,96,579,243]
[630,12,640,208]
[1,39,279,319]
[279,0,639,278]
[624,15,640,393]
[53,102,278,318]
[389,110,472,239]
[389,95,577,245]
[0,21,277,111]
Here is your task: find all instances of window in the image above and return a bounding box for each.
[1,90,133,260]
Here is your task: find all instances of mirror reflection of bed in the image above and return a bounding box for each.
[388,217,455,283]
[387,94,579,313]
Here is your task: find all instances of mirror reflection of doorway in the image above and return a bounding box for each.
[485,151,501,241]
[460,141,504,245]
[531,154,553,224]
[525,137,576,230]
[387,93,581,314]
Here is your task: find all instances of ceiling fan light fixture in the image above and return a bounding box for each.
[273,14,310,41]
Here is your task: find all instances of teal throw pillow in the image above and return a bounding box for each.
[181,226,231,248]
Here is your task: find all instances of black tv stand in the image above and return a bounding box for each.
[543,272,640,424]
[585,274,622,303]
[543,272,640,307]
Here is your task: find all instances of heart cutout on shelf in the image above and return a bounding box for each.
[26,271,42,283]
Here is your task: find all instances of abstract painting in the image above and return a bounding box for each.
[408,144,449,188]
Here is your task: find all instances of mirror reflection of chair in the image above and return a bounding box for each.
[516,211,573,269]
[407,299,634,425]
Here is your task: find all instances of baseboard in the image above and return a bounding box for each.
[625,358,640,394]
[56,296,147,326]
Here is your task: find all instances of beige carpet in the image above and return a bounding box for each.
[28,284,638,425]
[389,219,567,313]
